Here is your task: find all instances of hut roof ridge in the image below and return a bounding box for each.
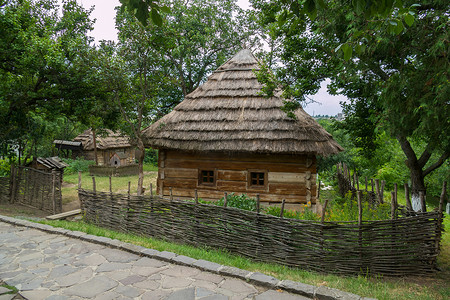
[142,49,343,156]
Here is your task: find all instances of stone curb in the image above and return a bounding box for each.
[0,215,374,300]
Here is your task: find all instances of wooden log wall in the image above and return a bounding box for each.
[157,150,317,208]
[79,188,444,277]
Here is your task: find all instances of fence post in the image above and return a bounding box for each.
[391,192,397,219]
[109,176,112,193]
[365,176,368,192]
[92,176,96,193]
[150,183,153,198]
[256,194,260,214]
[78,171,82,190]
[405,183,412,211]
[280,199,285,218]
[169,187,173,201]
[223,192,228,207]
[194,189,198,204]
[51,170,57,214]
[321,199,328,223]
[437,181,447,252]
[10,164,16,203]
[127,181,131,196]
[394,183,398,212]
[375,179,381,204]
[371,178,374,192]
[357,190,363,267]
[317,180,321,200]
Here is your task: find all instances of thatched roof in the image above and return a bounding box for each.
[73,129,132,150]
[142,49,343,156]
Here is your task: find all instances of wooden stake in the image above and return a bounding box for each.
[371,178,374,192]
[150,183,153,197]
[356,174,360,191]
[365,176,368,191]
[375,179,381,203]
[194,189,198,204]
[321,199,328,223]
[256,194,260,214]
[380,180,386,203]
[170,187,173,201]
[127,181,131,196]
[224,192,228,207]
[109,176,112,193]
[391,192,397,219]
[51,170,56,214]
[78,171,82,190]
[317,180,321,200]
[394,183,398,208]
[357,191,362,226]
[404,183,412,211]
[92,176,96,193]
[280,199,285,218]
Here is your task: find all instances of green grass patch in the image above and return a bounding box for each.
[0,283,18,294]
[38,217,450,300]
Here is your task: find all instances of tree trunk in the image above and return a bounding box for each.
[137,139,145,196]
[409,166,426,212]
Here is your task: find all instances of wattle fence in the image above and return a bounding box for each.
[0,166,62,213]
[79,189,445,276]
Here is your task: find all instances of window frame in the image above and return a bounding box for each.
[198,169,216,186]
[247,169,268,190]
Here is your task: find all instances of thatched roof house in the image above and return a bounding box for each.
[64,129,136,166]
[142,49,342,208]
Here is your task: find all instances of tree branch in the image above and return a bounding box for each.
[417,145,433,168]
[396,135,418,165]
[423,152,449,177]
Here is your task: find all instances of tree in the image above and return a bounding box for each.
[0,0,120,164]
[112,0,254,194]
[252,0,449,210]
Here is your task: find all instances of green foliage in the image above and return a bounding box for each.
[62,158,95,175]
[203,193,257,212]
[144,148,158,165]
[264,205,320,221]
[0,159,11,177]
[327,192,391,222]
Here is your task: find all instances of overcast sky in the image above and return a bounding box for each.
[76,0,344,116]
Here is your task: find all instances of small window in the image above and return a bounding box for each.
[199,170,215,185]
[250,172,265,186]
[247,170,267,189]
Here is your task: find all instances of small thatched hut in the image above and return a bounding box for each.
[72,129,136,166]
[142,49,342,209]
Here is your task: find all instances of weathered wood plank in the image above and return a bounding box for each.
[217,170,247,181]
[46,209,81,220]
[268,172,306,183]
[164,168,198,179]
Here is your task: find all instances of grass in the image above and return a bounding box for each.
[61,164,158,205]
[38,214,450,300]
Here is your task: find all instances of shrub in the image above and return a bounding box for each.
[62,158,95,174]
[203,193,257,211]
[0,159,11,177]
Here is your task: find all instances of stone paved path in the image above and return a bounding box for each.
[0,221,310,300]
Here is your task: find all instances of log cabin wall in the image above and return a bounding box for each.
[157,150,317,209]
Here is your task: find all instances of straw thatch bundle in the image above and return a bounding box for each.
[74,129,132,150]
[142,49,343,156]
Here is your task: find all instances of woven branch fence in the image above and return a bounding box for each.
[79,188,445,276]
[0,177,10,203]
[2,167,63,213]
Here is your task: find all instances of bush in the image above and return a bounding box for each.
[144,148,158,165]
[203,193,257,211]
[63,158,95,175]
[0,159,11,177]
